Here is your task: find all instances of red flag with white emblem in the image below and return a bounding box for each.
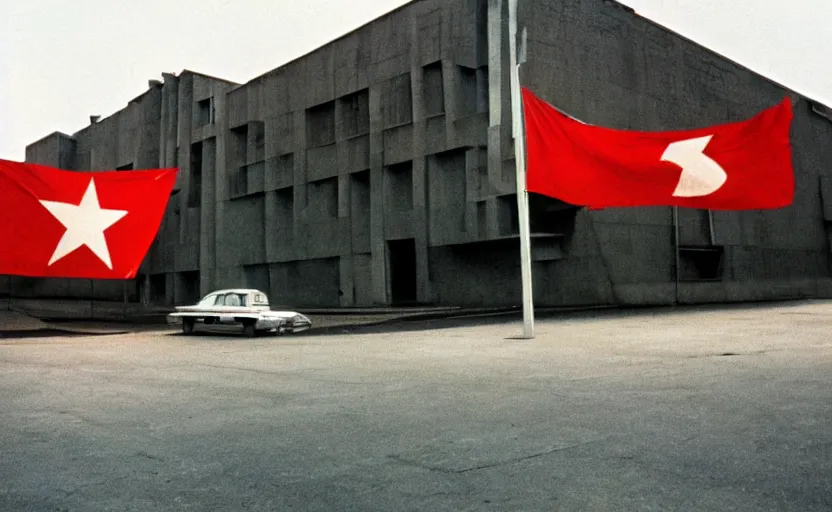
[0,159,177,279]
[521,87,795,210]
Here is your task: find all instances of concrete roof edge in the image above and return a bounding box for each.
[608,0,831,110]
[810,103,832,122]
[231,0,418,90]
[25,131,76,149]
[72,82,163,137]
[179,69,240,85]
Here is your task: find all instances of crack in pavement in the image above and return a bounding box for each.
[389,438,606,474]
[197,364,376,385]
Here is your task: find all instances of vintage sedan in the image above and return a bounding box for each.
[167,289,312,337]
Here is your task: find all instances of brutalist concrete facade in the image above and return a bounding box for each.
[9,0,832,308]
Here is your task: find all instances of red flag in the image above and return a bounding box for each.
[0,159,177,279]
[522,88,794,210]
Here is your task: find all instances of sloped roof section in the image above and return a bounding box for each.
[811,102,832,123]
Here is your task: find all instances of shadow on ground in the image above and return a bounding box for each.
[159,298,823,339]
[0,330,91,340]
[309,299,824,336]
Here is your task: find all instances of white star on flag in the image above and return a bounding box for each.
[39,178,128,269]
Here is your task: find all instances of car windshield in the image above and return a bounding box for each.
[198,295,217,307]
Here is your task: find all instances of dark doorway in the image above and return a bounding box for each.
[388,238,417,305]
[177,271,201,305]
[150,274,167,305]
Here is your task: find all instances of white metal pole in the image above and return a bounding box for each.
[673,206,680,306]
[508,0,535,339]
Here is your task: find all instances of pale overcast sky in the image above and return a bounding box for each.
[1,0,829,162]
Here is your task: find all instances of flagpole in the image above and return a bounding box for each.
[673,206,680,306]
[508,0,535,339]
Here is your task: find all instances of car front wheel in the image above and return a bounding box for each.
[182,318,195,335]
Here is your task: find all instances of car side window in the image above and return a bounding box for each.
[214,295,226,306]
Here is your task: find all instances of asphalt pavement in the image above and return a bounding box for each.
[1,301,831,511]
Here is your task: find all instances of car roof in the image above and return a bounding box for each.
[205,289,266,296]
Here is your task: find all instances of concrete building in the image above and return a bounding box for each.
[6,0,832,309]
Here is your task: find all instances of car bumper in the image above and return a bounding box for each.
[272,316,312,334]
[279,321,311,334]
[166,313,311,334]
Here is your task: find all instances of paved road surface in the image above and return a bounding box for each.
[1,302,831,511]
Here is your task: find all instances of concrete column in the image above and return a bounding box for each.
[368,83,388,305]
[464,148,481,237]
[409,13,433,304]
[292,109,309,261]
[165,273,175,306]
[264,190,278,264]
[339,173,355,306]
[200,137,218,295]
[442,60,460,147]
[487,0,511,204]
[177,75,194,247]
[339,256,355,306]
[212,82,230,292]
[145,73,179,305]
[160,73,179,169]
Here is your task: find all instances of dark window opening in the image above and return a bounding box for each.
[188,142,203,208]
[423,61,445,116]
[351,170,371,234]
[251,121,265,162]
[678,246,725,282]
[197,97,215,126]
[388,238,417,305]
[230,124,248,170]
[176,271,201,305]
[477,200,487,239]
[307,101,336,147]
[385,161,413,211]
[149,274,167,304]
[116,162,134,171]
[497,195,519,236]
[383,73,413,128]
[308,177,339,218]
[339,89,370,138]
[275,187,294,231]
[457,65,489,117]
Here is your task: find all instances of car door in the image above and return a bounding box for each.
[217,294,237,324]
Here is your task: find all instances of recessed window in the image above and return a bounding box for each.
[385,161,413,211]
[308,177,338,218]
[197,97,215,126]
[339,89,370,138]
[422,62,445,116]
[307,101,336,147]
[383,73,413,128]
